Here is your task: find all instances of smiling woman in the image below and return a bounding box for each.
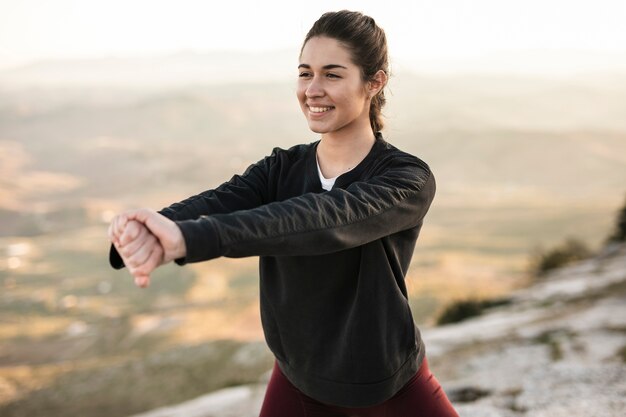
[108,9,458,417]
[297,35,386,179]
[297,38,380,135]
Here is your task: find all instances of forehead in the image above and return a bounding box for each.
[299,36,355,67]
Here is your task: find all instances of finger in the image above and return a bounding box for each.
[125,233,158,269]
[119,220,143,246]
[123,209,185,261]
[118,223,150,260]
[130,243,163,279]
[114,240,132,268]
[108,217,119,244]
[131,244,164,288]
[113,215,128,243]
[107,222,114,242]
[121,222,163,268]
[124,209,173,242]
[134,275,150,288]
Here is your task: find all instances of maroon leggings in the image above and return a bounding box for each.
[259,357,459,417]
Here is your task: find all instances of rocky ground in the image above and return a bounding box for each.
[128,242,626,417]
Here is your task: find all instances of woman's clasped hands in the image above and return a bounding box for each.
[107,209,187,288]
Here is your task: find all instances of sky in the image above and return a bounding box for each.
[1,0,625,74]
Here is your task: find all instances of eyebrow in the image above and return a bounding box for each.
[298,64,348,70]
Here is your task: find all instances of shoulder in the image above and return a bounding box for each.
[241,140,316,178]
[268,140,317,160]
[375,136,433,177]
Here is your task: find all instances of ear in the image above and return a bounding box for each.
[367,70,388,98]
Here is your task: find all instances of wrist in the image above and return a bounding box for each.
[171,223,187,260]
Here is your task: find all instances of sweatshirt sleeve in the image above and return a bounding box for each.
[174,155,436,264]
[157,151,273,221]
[108,149,275,269]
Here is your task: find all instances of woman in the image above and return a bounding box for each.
[109,10,459,417]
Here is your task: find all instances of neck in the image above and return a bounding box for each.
[316,124,377,176]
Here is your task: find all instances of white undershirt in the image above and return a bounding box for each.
[316,154,338,191]
[316,152,353,191]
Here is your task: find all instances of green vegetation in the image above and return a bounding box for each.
[436,297,511,325]
[524,192,626,281]
[606,193,626,243]
[448,386,492,403]
[529,237,593,278]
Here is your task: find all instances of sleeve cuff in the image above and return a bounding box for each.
[109,244,126,269]
[174,216,221,265]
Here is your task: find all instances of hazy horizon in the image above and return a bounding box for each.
[2,0,625,75]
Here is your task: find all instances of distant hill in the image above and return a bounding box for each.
[1,69,625,206]
[1,66,625,254]
[2,48,626,87]
[0,50,297,88]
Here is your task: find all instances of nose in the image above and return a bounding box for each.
[305,76,324,98]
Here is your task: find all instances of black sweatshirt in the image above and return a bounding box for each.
[109,132,436,407]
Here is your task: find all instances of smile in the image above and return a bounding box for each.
[309,106,335,113]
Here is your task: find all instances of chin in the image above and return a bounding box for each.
[309,126,326,134]
[307,122,329,134]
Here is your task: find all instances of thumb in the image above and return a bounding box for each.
[124,208,171,238]
[124,208,185,262]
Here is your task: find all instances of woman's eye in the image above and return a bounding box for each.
[326,73,340,78]
[298,72,311,78]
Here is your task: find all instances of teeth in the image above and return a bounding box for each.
[310,106,333,113]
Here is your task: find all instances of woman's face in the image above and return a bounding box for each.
[297,36,372,136]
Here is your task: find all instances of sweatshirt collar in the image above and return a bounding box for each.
[307,132,387,191]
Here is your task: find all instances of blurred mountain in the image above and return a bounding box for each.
[1,63,625,255]
[2,48,626,87]
[1,67,625,210]
[404,48,626,77]
[0,50,297,89]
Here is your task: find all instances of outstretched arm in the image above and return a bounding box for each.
[174,155,435,264]
[159,149,275,220]
[109,148,277,269]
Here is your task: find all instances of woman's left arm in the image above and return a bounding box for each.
[173,155,436,264]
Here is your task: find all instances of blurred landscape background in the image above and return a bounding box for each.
[1,1,625,416]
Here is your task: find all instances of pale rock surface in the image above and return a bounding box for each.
[128,243,626,417]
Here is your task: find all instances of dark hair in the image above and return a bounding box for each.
[301,10,389,133]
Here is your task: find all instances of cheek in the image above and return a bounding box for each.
[337,91,366,113]
[341,83,368,108]
[296,86,307,104]
[296,88,310,117]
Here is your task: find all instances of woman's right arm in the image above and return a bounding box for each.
[159,150,276,221]
[109,148,278,269]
